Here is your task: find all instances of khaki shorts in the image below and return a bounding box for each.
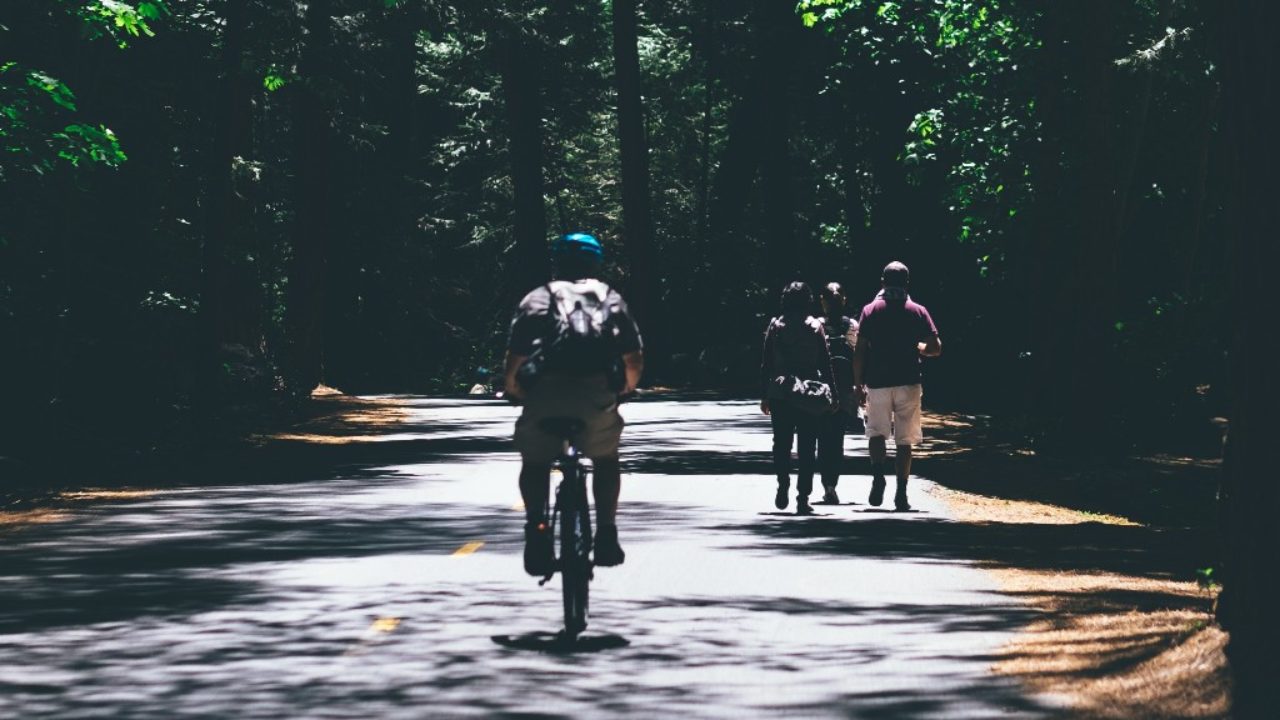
[866,384,923,446]
[514,373,623,463]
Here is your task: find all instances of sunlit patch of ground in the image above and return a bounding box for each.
[264,433,389,445]
[59,489,158,501]
[0,508,69,528]
[255,392,409,445]
[4,489,169,529]
[929,484,1230,718]
[929,484,1138,526]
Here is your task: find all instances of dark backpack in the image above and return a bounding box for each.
[540,279,618,376]
[825,316,855,391]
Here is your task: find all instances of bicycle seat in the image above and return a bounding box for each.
[538,417,585,438]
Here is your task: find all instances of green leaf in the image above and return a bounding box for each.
[137,2,163,20]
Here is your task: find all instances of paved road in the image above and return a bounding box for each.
[0,398,1060,718]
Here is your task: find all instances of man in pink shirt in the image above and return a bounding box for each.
[853,261,942,511]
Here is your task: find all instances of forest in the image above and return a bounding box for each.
[1,0,1276,714]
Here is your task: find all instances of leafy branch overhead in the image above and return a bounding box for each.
[0,2,167,177]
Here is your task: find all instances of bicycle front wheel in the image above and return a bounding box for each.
[559,472,592,638]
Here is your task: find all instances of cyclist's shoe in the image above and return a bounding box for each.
[594,524,625,567]
[821,487,840,505]
[774,481,789,510]
[869,475,886,507]
[894,489,911,512]
[524,521,554,576]
[796,498,815,516]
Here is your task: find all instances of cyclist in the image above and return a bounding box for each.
[503,233,644,576]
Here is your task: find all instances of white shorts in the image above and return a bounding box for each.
[865,384,923,446]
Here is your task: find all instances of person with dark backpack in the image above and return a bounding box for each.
[760,282,837,515]
[817,282,860,504]
[503,233,644,576]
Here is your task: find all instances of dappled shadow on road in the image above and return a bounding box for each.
[588,593,1055,719]
[0,495,707,638]
[621,446,869,478]
[3,398,521,506]
[624,448,772,476]
[714,512,1217,709]
[719,515,1213,581]
[492,632,630,654]
[914,413,1221,529]
[0,397,1114,718]
[0,500,517,634]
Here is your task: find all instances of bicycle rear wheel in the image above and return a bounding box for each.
[559,468,592,639]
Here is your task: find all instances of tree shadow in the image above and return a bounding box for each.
[715,515,1214,580]
[915,415,1221,529]
[491,631,630,654]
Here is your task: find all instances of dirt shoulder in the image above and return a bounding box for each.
[921,413,1229,719]
[2,389,412,525]
[252,387,412,445]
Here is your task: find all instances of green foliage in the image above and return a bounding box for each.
[0,64,126,176]
[80,1,168,47]
[802,0,1037,279]
[1,2,167,177]
[0,0,1234,465]
[262,73,287,92]
[1196,567,1220,591]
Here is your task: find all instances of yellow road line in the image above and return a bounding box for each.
[343,616,404,656]
[452,541,485,557]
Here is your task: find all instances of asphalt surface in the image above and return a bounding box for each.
[0,397,1062,718]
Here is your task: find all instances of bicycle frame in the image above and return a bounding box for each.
[540,435,594,639]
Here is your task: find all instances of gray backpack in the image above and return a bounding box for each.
[540,280,618,376]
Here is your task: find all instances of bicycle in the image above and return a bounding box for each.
[535,416,594,640]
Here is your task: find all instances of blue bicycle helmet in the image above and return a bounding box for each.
[553,232,604,259]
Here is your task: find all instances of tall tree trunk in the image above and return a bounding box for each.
[838,66,868,256]
[1183,86,1217,293]
[387,5,419,199]
[497,29,551,297]
[1063,0,1120,432]
[708,90,764,251]
[694,0,716,243]
[379,1,422,367]
[1110,1,1170,280]
[287,0,335,391]
[1024,0,1121,441]
[204,0,259,352]
[197,0,263,431]
[1217,2,1280,715]
[612,0,658,338]
[755,0,799,286]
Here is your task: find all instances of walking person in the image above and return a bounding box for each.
[760,282,836,515]
[817,282,859,504]
[853,262,941,511]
